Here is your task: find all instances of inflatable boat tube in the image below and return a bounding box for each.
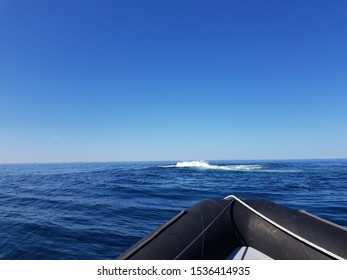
[117,196,347,260]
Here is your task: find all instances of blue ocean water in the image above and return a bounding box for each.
[0,159,346,260]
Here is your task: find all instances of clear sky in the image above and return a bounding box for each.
[1,0,346,163]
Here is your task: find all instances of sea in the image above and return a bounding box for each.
[0,159,346,260]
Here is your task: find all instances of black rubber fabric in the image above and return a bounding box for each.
[118,198,347,260]
[118,199,242,260]
[232,200,347,259]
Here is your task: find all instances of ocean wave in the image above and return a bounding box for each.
[160,161,263,171]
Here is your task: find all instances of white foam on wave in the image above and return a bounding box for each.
[161,161,263,171]
[228,164,263,171]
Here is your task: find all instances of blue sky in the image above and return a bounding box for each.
[1,0,346,163]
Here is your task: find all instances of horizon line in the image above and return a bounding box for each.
[1,157,347,165]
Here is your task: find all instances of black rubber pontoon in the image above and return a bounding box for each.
[117,196,347,260]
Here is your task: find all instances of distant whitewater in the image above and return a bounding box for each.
[161,160,303,173]
[161,160,263,171]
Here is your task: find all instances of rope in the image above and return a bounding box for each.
[224,195,344,260]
